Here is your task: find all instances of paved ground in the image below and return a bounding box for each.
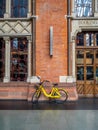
[0,98,98,110]
[0,98,98,130]
[0,110,98,130]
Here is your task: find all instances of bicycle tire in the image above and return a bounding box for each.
[55,88,68,103]
[32,91,41,103]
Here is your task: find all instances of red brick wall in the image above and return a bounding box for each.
[36,0,68,82]
[0,82,78,101]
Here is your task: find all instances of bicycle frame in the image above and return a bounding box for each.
[36,85,61,98]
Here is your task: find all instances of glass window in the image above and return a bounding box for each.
[86,33,94,46]
[96,34,98,46]
[76,33,84,46]
[96,67,98,84]
[11,0,28,18]
[76,32,98,46]
[0,38,5,82]
[0,0,5,18]
[77,50,84,64]
[11,38,28,81]
[86,66,94,80]
[75,0,93,17]
[77,66,84,80]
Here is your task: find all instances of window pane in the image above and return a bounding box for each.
[0,0,5,18]
[77,50,84,64]
[77,66,84,80]
[20,0,27,6]
[13,0,18,6]
[86,50,94,65]
[0,38,5,82]
[86,33,94,46]
[76,33,84,46]
[75,0,93,17]
[11,0,28,18]
[96,34,98,46]
[11,38,28,81]
[86,66,94,80]
[12,38,18,49]
[13,8,19,17]
[96,67,98,84]
[20,7,27,17]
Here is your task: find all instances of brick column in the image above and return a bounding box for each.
[3,37,10,82]
[27,36,32,82]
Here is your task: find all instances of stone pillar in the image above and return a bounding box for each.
[27,36,32,82]
[71,0,75,17]
[72,38,76,78]
[27,0,32,17]
[4,0,11,18]
[3,37,10,82]
[94,0,98,17]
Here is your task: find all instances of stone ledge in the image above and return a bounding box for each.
[0,82,78,101]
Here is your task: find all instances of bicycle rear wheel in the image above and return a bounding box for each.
[55,88,68,103]
[32,91,41,103]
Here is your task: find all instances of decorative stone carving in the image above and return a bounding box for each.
[79,20,98,26]
[0,21,31,35]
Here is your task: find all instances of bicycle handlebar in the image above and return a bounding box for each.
[34,80,58,90]
[40,80,50,85]
[33,77,51,89]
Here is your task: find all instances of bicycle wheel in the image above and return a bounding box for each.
[55,88,68,103]
[32,91,41,103]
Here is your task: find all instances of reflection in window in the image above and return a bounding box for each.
[86,33,94,46]
[86,51,93,65]
[11,38,28,51]
[77,67,84,80]
[11,0,28,18]
[77,51,84,64]
[96,34,98,46]
[12,38,18,49]
[86,66,94,80]
[96,51,98,59]
[76,32,98,46]
[76,33,84,46]
[96,67,98,84]
[75,0,93,17]
[19,39,27,51]
[0,0,5,18]
[77,50,84,58]
[0,38,5,82]
[11,37,28,81]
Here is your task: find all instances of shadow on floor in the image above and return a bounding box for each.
[0,98,98,110]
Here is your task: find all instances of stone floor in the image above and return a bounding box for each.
[0,110,98,130]
[0,98,98,130]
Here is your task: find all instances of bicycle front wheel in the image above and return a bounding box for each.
[32,91,41,103]
[55,89,68,103]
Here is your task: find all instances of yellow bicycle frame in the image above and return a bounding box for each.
[36,85,62,98]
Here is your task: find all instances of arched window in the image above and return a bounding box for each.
[75,0,93,17]
[11,0,28,18]
[0,0,5,18]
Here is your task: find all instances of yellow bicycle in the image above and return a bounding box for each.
[32,80,68,103]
